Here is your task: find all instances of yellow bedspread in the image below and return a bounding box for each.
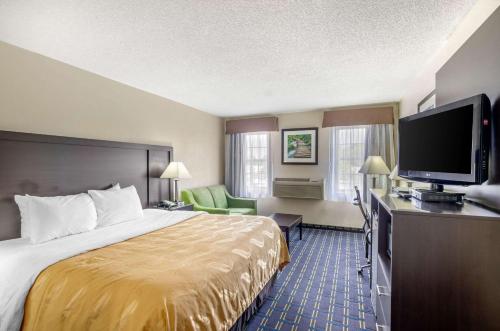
[22,214,289,331]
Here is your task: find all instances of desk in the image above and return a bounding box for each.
[370,189,500,331]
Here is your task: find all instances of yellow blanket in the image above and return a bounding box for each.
[22,214,290,331]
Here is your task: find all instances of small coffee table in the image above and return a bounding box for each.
[269,213,303,248]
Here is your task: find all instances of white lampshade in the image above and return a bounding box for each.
[389,165,414,186]
[359,156,390,175]
[389,165,404,180]
[161,162,191,179]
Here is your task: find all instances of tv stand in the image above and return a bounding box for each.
[369,189,500,330]
[430,183,444,192]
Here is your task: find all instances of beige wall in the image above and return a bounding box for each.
[256,110,363,228]
[400,0,500,117]
[0,41,224,192]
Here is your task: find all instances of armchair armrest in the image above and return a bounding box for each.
[225,192,257,209]
[181,189,230,215]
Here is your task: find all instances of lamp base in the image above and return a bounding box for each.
[173,179,180,203]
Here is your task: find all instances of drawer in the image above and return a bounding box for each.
[375,320,391,331]
[370,214,379,313]
[376,283,391,325]
[375,295,390,331]
[376,257,391,328]
[377,256,390,291]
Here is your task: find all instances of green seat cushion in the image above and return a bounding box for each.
[190,187,215,208]
[208,185,228,209]
[229,208,256,215]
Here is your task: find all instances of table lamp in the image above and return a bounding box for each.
[161,161,191,203]
[390,165,413,189]
[359,156,391,189]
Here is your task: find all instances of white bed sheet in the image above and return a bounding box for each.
[0,209,203,331]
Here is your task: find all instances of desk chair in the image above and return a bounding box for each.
[353,186,371,274]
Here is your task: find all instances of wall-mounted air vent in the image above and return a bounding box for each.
[273,178,324,200]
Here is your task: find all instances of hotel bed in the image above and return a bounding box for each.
[1,210,289,330]
[0,131,290,331]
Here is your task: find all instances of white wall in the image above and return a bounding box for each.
[256,110,364,228]
[400,0,500,117]
[0,41,225,191]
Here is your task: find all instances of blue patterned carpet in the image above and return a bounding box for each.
[246,228,375,331]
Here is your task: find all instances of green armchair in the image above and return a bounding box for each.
[181,185,257,215]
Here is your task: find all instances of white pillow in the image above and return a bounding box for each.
[14,195,31,239]
[15,193,97,244]
[88,185,143,227]
[15,184,120,239]
[110,183,121,190]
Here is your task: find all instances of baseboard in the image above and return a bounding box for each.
[302,223,363,233]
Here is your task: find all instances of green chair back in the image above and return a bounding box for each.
[190,187,215,208]
[208,185,229,209]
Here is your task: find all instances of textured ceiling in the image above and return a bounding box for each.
[0,0,476,116]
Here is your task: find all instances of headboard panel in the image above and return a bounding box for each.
[0,131,172,240]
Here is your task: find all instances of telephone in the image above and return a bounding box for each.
[157,200,177,208]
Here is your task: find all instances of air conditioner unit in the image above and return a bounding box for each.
[273,178,324,199]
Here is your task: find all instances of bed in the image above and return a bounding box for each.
[0,131,290,331]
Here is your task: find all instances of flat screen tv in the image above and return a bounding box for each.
[398,94,491,187]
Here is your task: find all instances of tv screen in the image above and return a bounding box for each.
[399,104,473,174]
[398,94,490,185]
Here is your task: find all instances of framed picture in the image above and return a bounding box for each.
[281,127,318,165]
[418,90,436,112]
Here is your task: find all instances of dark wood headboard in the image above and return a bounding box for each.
[0,130,173,240]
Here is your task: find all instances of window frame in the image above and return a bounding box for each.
[330,125,367,202]
[242,132,271,198]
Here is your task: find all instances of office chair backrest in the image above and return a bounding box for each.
[354,186,372,270]
[353,186,370,228]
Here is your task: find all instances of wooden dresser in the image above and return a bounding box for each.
[369,189,500,331]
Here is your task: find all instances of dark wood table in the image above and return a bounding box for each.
[269,213,303,248]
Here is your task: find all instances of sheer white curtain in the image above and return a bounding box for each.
[363,124,395,200]
[225,132,272,198]
[326,126,367,201]
[225,133,245,196]
[242,133,272,198]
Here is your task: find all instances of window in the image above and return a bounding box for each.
[242,132,271,198]
[329,126,367,201]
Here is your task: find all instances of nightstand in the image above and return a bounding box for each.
[154,204,194,211]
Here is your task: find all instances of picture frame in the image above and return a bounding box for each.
[418,90,436,113]
[281,127,318,165]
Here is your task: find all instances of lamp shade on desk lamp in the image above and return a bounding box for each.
[161,162,191,202]
[161,162,191,180]
[359,156,390,188]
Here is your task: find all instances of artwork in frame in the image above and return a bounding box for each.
[281,127,318,165]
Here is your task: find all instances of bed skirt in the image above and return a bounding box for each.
[229,272,277,331]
